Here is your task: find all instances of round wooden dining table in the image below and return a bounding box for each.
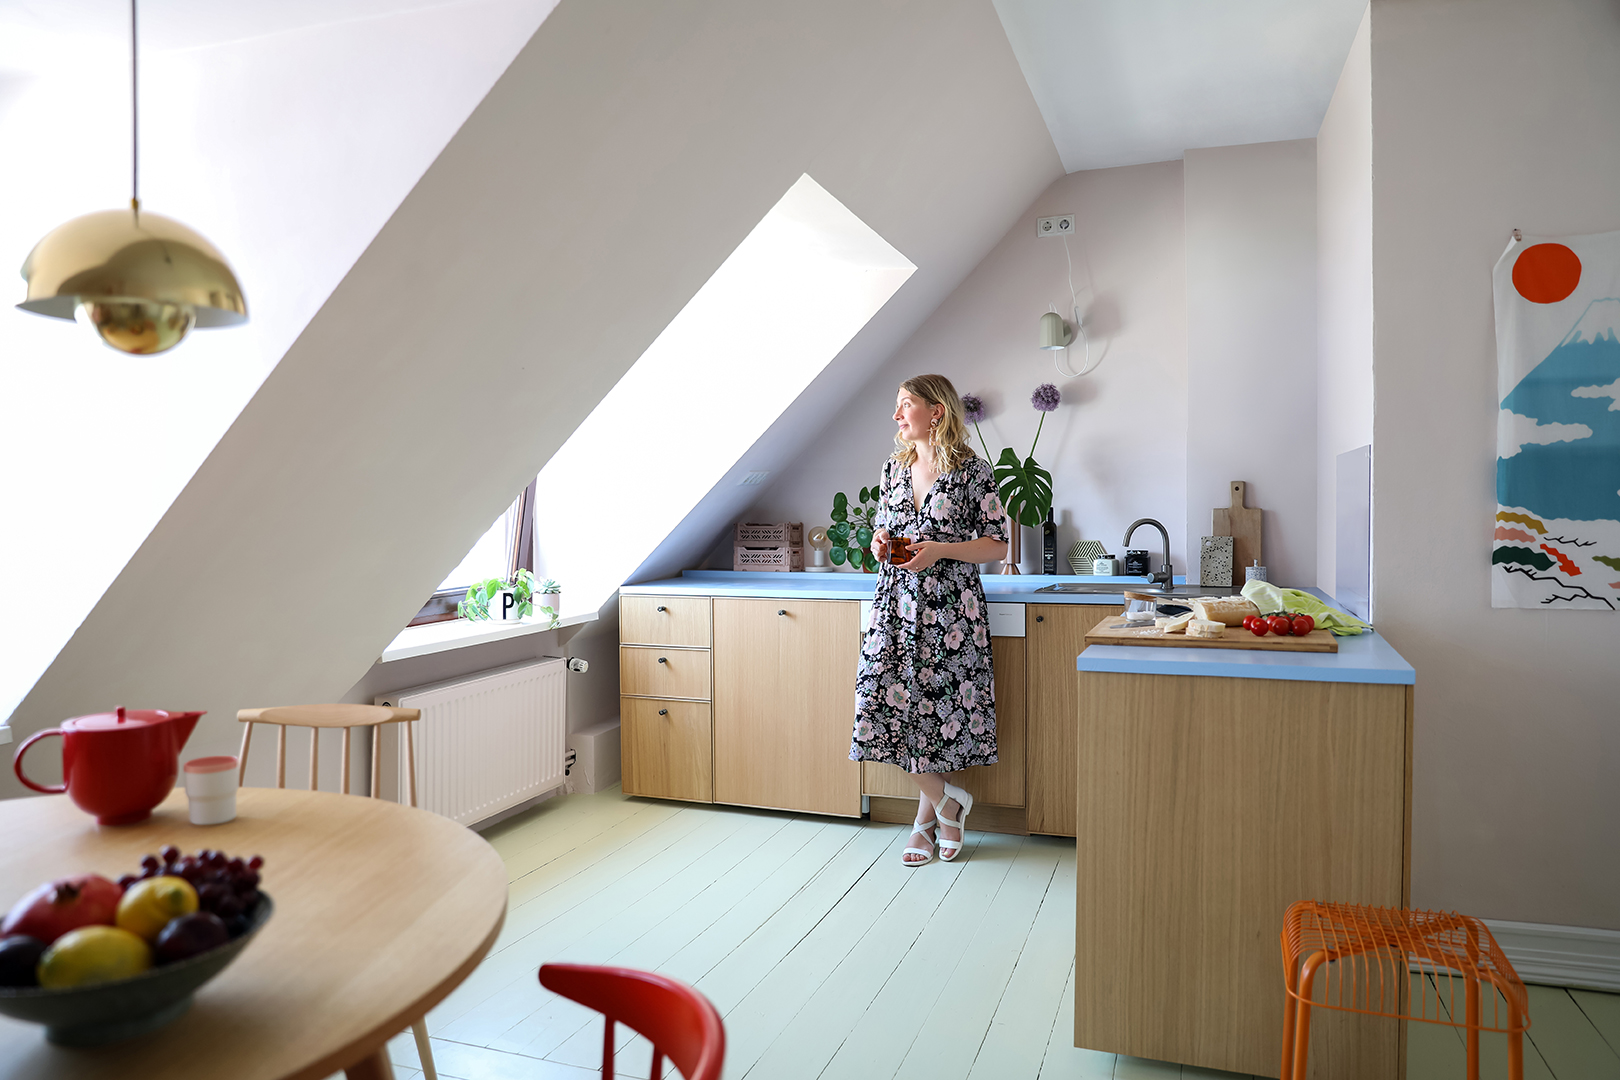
[0,787,507,1080]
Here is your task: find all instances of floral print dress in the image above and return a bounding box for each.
[849,454,1008,774]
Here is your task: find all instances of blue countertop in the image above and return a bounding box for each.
[620,572,1414,686]
[622,569,1174,605]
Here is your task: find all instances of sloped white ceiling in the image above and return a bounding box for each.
[0,0,559,724]
[2,0,1060,785]
[993,0,1366,171]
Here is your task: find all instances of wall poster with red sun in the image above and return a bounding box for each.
[1493,228,1620,609]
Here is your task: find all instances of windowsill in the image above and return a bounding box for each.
[379,612,597,664]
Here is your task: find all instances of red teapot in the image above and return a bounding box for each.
[14,707,204,825]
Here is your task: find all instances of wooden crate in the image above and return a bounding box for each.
[732,544,804,572]
[734,521,803,546]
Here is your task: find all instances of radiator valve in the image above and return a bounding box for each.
[566,657,589,673]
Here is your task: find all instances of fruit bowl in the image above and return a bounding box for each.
[0,893,272,1046]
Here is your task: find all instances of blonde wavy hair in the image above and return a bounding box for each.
[893,374,975,474]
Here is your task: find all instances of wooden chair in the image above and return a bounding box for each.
[237,704,435,1080]
[538,963,725,1080]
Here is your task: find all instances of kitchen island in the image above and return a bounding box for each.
[1073,615,1415,1080]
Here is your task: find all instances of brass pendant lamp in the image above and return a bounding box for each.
[16,0,247,355]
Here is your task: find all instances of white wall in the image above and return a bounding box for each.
[2,1,1060,799]
[1316,6,1374,596]
[0,0,556,726]
[741,161,1189,575]
[1184,140,1319,587]
[1369,0,1620,928]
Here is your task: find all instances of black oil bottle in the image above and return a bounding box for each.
[1042,508,1057,575]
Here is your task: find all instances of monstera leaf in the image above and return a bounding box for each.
[994,448,1053,528]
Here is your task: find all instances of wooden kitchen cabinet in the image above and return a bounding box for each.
[1074,673,1413,1078]
[620,698,712,803]
[1026,603,1123,836]
[712,597,862,817]
[619,595,713,804]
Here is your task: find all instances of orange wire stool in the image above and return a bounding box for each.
[1280,901,1530,1080]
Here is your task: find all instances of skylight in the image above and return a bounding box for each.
[530,174,914,614]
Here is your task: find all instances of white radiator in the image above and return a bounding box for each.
[375,657,567,827]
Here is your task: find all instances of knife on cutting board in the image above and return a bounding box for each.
[1212,481,1262,579]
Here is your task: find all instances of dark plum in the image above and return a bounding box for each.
[153,912,230,964]
[0,935,46,987]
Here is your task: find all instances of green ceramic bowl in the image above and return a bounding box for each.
[0,893,273,1046]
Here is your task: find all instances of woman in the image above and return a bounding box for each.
[850,374,1010,866]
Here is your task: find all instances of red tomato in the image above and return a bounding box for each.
[1249,619,1269,637]
[1291,614,1315,636]
[1267,615,1293,636]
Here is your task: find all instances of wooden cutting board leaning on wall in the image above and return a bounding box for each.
[1212,480,1262,578]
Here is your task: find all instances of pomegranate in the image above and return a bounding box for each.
[2,874,122,945]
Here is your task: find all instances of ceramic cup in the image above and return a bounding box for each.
[184,756,239,825]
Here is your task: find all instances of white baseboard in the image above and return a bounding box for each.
[1484,919,1620,992]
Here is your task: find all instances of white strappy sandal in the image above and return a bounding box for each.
[936,781,975,862]
[903,808,938,867]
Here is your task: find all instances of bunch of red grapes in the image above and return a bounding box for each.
[117,846,265,939]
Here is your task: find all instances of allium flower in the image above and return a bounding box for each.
[1031,383,1061,412]
[961,394,986,424]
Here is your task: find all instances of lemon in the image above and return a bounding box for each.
[116,876,198,941]
[37,925,152,988]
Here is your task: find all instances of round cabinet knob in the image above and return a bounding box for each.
[658,709,668,716]
[1036,615,1044,622]
[656,605,667,612]
[657,656,668,664]
[779,609,787,616]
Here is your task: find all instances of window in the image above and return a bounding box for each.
[410,481,535,625]
[529,174,915,616]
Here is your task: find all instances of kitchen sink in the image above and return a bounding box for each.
[1032,582,1220,598]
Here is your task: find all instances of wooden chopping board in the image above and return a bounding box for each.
[1212,480,1262,577]
[1086,618,1338,652]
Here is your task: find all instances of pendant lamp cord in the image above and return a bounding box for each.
[130,0,140,218]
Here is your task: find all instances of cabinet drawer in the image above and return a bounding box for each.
[621,595,711,647]
[621,698,712,803]
[621,646,711,700]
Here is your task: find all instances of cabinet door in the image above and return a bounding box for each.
[713,598,862,816]
[862,636,1026,808]
[1026,604,1122,836]
[621,697,712,803]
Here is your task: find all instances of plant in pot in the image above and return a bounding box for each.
[459,569,537,621]
[964,386,1060,573]
[534,579,561,623]
[828,489,880,572]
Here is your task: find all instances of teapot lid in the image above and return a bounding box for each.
[64,707,203,733]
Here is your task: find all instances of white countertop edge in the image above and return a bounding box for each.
[380,612,597,663]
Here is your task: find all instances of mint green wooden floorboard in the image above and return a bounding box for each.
[1037,964,1117,1079]
[894,839,1065,1080]
[1524,984,1620,1079]
[1571,989,1620,1058]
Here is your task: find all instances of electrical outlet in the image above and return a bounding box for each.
[1037,214,1076,238]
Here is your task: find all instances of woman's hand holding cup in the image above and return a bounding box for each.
[871,528,892,563]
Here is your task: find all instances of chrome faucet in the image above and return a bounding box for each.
[1123,518,1174,588]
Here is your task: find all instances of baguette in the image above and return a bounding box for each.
[1192,596,1260,627]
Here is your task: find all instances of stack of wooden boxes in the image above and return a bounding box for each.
[732,522,803,571]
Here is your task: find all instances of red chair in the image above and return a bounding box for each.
[538,963,725,1080]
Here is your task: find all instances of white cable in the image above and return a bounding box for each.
[1054,237,1100,378]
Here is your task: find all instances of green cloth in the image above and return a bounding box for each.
[1240,581,1371,636]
